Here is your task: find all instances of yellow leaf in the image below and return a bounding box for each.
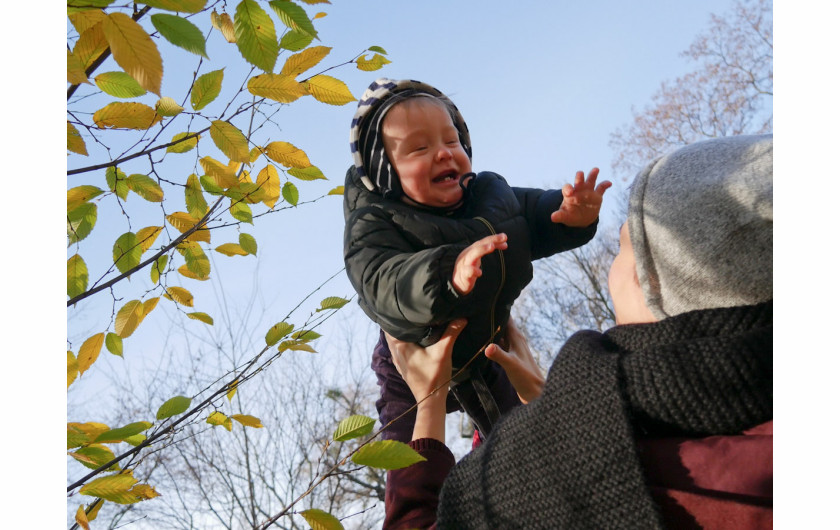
[313,12,327,19]
[115,300,144,338]
[68,422,110,449]
[87,499,104,522]
[328,186,344,196]
[211,10,236,43]
[187,312,214,324]
[75,505,90,530]
[69,10,107,34]
[102,12,163,95]
[184,228,211,244]
[356,53,392,72]
[167,132,199,153]
[155,96,184,117]
[68,351,79,389]
[210,121,251,163]
[231,414,263,428]
[256,165,280,208]
[200,156,239,188]
[304,74,356,106]
[280,45,331,77]
[207,410,228,426]
[166,211,202,233]
[143,297,159,318]
[126,174,164,202]
[227,380,238,401]
[215,243,248,256]
[68,185,104,212]
[264,141,311,168]
[136,226,163,253]
[67,49,90,85]
[128,483,160,501]
[73,22,108,71]
[67,122,89,156]
[93,102,162,130]
[77,333,105,376]
[246,73,307,103]
[300,509,343,530]
[166,286,194,307]
[178,264,209,281]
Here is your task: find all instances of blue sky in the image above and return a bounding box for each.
[36,0,840,525]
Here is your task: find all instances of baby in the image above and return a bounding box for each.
[344,78,610,441]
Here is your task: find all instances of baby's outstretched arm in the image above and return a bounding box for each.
[550,167,612,227]
[452,233,508,295]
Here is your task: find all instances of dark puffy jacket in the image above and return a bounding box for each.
[343,165,597,368]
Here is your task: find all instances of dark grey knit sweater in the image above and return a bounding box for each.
[437,301,772,529]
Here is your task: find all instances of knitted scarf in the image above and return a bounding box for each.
[437,301,772,529]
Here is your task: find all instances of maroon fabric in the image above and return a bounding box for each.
[383,422,772,529]
[384,438,454,530]
[638,421,773,529]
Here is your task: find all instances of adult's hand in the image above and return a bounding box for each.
[385,319,467,442]
[485,318,545,404]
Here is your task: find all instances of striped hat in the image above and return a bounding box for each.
[349,78,472,200]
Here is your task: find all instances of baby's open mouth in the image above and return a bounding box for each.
[433,171,458,183]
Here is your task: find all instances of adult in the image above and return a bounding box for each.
[384,134,773,529]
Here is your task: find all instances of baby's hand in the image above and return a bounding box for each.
[551,167,612,227]
[453,233,507,295]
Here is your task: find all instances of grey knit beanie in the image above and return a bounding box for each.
[349,78,472,200]
[628,134,773,319]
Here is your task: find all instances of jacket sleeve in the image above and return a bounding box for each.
[512,186,598,260]
[384,438,454,530]
[344,207,474,341]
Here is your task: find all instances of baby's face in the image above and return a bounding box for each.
[381,98,471,208]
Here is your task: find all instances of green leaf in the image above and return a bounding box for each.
[291,329,320,341]
[106,166,129,200]
[187,312,214,325]
[79,473,138,504]
[282,181,299,206]
[234,0,279,73]
[200,175,225,195]
[317,296,349,312]
[265,321,293,346]
[279,29,313,51]
[229,201,253,223]
[126,174,164,202]
[333,415,375,442]
[94,421,153,443]
[70,445,118,471]
[151,255,168,284]
[287,166,325,181]
[167,132,199,153]
[351,440,427,470]
[113,232,142,274]
[115,300,144,338]
[150,13,209,58]
[210,120,251,163]
[269,0,318,39]
[123,434,147,446]
[191,69,224,111]
[105,333,123,357]
[67,254,89,300]
[94,71,147,98]
[68,0,114,14]
[299,509,344,530]
[67,203,97,245]
[180,241,211,279]
[185,174,208,218]
[155,96,184,117]
[367,45,387,54]
[239,233,257,255]
[156,395,192,420]
[135,0,207,14]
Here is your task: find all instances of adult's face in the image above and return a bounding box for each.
[608,222,657,325]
